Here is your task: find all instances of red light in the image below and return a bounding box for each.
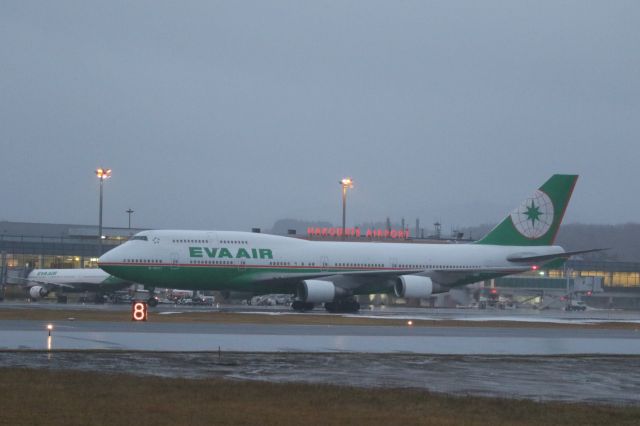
[531,265,539,271]
[490,288,498,294]
[586,291,592,296]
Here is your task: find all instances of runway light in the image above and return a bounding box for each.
[407,320,413,326]
[47,324,53,336]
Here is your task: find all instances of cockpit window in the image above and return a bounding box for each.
[130,235,148,241]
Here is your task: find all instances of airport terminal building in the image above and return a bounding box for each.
[2,220,640,307]
[0,221,141,272]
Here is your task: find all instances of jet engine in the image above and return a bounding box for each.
[297,280,336,303]
[29,286,49,299]
[394,275,433,299]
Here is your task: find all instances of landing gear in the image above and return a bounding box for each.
[146,286,158,307]
[292,301,315,312]
[324,299,360,313]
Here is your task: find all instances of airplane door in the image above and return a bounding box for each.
[320,256,329,272]
[170,252,179,270]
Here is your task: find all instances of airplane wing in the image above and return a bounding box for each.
[251,268,424,283]
[242,247,606,297]
[246,268,425,295]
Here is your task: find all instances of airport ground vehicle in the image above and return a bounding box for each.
[565,300,587,311]
[191,296,214,306]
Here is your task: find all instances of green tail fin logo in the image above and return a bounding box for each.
[475,174,578,246]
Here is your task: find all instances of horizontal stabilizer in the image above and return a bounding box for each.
[507,248,607,263]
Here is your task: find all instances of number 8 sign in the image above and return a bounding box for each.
[132,301,148,321]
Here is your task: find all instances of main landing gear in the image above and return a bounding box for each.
[324,299,360,313]
[292,299,361,313]
[292,301,315,312]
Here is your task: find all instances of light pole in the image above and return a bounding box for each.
[96,168,112,254]
[340,177,353,240]
[126,208,134,229]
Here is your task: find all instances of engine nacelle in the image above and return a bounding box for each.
[297,280,336,303]
[29,286,48,299]
[394,275,433,299]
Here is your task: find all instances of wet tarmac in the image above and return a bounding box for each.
[3,300,640,320]
[2,320,640,354]
[1,350,639,405]
[2,303,640,405]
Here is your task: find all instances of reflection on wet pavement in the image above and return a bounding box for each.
[2,320,640,354]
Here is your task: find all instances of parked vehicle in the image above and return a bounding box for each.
[565,300,587,311]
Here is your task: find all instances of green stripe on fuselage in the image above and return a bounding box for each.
[101,263,397,295]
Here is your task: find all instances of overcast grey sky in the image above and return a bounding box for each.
[1,1,638,231]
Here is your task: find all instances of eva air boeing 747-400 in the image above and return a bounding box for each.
[98,175,599,313]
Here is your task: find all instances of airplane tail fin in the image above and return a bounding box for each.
[475,174,578,246]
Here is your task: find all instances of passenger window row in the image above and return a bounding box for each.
[336,263,384,268]
[190,260,233,265]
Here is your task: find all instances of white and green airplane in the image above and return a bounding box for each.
[17,268,132,300]
[98,175,598,312]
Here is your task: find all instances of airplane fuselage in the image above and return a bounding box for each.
[28,268,112,286]
[98,230,563,295]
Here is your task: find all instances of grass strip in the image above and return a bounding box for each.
[1,368,638,426]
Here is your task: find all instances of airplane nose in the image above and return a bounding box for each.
[98,247,119,266]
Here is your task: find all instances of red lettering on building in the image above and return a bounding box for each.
[306,227,410,239]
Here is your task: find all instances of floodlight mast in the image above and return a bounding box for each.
[96,168,112,254]
[340,177,354,240]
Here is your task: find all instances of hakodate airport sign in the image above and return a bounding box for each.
[306,227,410,239]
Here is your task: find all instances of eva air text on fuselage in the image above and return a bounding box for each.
[188,247,273,259]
